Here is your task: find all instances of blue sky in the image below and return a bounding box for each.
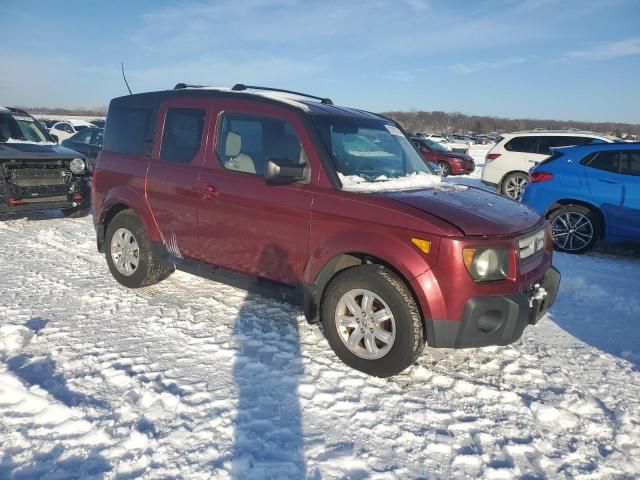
[1,0,639,122]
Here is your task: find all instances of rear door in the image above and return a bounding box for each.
[146,98,212,261]
[583,149,640,240]
[197,99,316,285]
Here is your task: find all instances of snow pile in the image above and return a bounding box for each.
[4,138,57,146]
[338,171,441,192]
[0,204,639,477]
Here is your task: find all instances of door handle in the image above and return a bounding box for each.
[598,178,621,184]
[198,184,218,199]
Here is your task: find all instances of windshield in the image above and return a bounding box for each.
[425,139,449,152]
[0,113,51,143]
[312,116,436,183]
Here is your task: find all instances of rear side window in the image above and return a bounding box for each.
[103,106,153,155]
[216,113,306,176]
[620,151,640,176]
[535,136,595,155]
[583,151,619,173]
[504,136,538,153]
[160,108,205,164]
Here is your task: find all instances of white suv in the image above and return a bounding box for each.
[481,131,620,199]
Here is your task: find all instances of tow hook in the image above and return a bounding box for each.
[528,283,548,308]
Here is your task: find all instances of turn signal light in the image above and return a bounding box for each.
[411,237,431,254]
[530,172,553,183]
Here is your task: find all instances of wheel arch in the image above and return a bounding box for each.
[303,252,427,340]
[546,199,605,236]
[96,188,162,252]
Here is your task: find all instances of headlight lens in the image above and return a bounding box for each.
[463,247,510,281]
[70,158,85,174]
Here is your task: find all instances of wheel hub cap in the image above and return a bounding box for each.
[335,289,396,360]
[110,227,140,276]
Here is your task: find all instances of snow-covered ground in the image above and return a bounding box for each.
[1,152,639,479]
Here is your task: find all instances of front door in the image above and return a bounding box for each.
[196,100,316,285]
[146,98,212,262]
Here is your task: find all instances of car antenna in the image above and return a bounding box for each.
[121,62,133,95]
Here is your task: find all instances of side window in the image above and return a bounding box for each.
[103,106,153,155]
[504,136,538,153]
[53,123,65,132]
[74,130,93,144]
[160,108,205,164]
[620,151,640,176]
[537,136,595,155]
[92,130,104,147]
[216,113,306,175]
[583,151,619,173]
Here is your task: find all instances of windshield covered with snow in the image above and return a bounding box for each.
[312,115,439,191]
[0,113,52,143]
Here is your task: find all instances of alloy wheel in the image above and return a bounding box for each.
[551,212,594,251]
[334,289,396,360]
[110,227,140,276]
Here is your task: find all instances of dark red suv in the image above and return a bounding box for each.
[92,84,560,377]
[411,137,475,176]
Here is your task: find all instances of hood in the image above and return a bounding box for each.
[383,184,542,236]
[0,142,84,161]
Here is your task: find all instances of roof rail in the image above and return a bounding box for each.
[174,83,208,89]
[231,84,333,105]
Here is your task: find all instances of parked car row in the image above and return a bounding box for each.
[37,117,106,143]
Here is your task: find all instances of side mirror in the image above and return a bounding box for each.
[264,158,307,185]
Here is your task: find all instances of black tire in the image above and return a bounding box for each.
[62,207,90,218]
[500,172,528,200]
[321,264,425,377]
[548,204,601,254]
[438,161,450,177]
[105,209,171,288]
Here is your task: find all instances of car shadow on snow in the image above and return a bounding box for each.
[0,443,112,479]
[230,245,307,479]
[6,318,111,411]
[550,250,640,369]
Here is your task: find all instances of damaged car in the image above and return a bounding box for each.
[0,107,91,217]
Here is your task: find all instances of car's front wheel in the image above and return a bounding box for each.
[548,205,600,254]
[321,265,425,377]
[105,210,172,288]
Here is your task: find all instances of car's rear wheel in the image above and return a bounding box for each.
[105,210,171,288]
[501,172,528,200]
[548,205,600,254]
[321,265,425,377]
[438,161,451,177]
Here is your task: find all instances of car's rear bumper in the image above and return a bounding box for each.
[426,266,560,348]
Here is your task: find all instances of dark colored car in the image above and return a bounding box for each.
[0,107,91,217]
[411,137,475,176]
[522,143,640,253]
[91,119,106,129]
[62,127,104,173]
[92,84,560,377]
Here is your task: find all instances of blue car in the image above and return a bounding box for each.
[522,142,640,253]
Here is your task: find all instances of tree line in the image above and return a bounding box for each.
[383,110,640,138]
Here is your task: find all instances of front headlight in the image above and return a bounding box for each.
[463,247,510,281]
[70,158,86,174]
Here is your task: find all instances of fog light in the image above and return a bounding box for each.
[477,310,503,333]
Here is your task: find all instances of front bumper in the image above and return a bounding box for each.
[427,266,560,348]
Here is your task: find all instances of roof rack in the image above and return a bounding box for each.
[231,84,333,105]
[174,83,208,90]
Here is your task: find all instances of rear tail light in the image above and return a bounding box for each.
[485,153,501,162]
[530,171,553,183]
[9,198,22,206]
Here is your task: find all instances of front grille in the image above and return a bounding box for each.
[12,168,66,187]
[518,228,546,263]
